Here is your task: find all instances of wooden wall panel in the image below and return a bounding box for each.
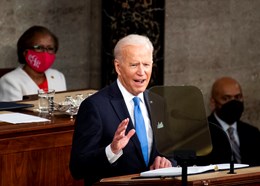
[0,116,84,186]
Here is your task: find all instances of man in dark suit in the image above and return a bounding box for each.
[198,77,260,166]
[69,34,174,186]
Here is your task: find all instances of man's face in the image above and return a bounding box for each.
[212,82,243,111]
[115,45,153,96]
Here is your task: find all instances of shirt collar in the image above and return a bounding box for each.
[214,112,237,131]
[117,79,144,103]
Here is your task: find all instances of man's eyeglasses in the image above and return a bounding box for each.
[29,45,56,54]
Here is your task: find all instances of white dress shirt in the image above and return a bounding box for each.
[214,112,240,146]
[106,79,153,163]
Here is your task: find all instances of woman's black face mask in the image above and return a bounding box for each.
[216,100,244,125]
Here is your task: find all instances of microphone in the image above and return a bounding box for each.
[208,121,236,174]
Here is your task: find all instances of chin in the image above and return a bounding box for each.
[134,88,146,95]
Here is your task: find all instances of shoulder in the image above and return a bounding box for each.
[44,68,66,91]
[238,120,260,133]
[87,83,116,102]
[207,113,218,124]
[95,81,121,97]
[77,86,112,117]
[237,121,260,144]
[145,89,165,109]
[45,68,66,85]
[0,67,28,84]
[1,67,24,79]
[45,68,65,76]
[81,82,122,107]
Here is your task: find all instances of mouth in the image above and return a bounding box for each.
[134,79,146,84]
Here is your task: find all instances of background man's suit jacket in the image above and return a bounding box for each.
[197,113,260,166]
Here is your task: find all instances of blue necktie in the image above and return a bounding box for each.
[133,97,149,166]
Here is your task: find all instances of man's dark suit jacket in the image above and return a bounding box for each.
[69,81,167,186]
[197,113,260,166]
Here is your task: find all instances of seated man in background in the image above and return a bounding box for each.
[198,76,260,166]
[0,25,67,101]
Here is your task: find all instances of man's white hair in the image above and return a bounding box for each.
[114,34,154,61]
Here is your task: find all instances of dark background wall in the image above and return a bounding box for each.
[101,0,165,88]
[0,0,259,129]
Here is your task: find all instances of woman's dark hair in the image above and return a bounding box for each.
[17,25,59,64]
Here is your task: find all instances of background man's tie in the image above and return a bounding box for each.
[133,97,149,166]
[227,127,241,163]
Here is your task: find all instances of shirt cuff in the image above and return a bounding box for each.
[105,144,123,164]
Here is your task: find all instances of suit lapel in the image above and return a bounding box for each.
[144,90,164,159]
[109,82,132,126]
[109,82,148,165]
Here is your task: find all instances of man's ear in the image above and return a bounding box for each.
[209,97,216,112]
[114,59,121,75]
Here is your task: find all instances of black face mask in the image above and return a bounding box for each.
[216,100,244,125]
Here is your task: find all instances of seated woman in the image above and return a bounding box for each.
[0,25,67,101]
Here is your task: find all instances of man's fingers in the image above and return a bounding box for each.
[150,156,172,170]
[115,118,129,135]
[126,129,135,139]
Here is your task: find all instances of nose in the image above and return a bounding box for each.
[229,96,236,101]
[137,64,145,75]
[231,95,243,101]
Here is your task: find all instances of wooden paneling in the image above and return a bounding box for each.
[0,147,72,186]
[0,111,84,186]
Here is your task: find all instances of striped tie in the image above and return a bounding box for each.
[133,97,149,166]
[227,127,241,163]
